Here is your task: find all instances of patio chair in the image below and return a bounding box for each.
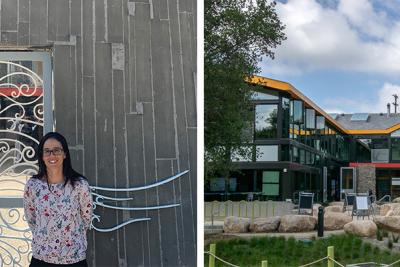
[343,192,356,214]
[352,195,370,220]
[298,192,314,216]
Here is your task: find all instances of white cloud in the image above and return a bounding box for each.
[261,0,400,76]
[377,83,400,113]
[320,83,400,114]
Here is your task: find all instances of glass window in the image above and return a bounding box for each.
[251,90,279,100]
[282,97,290,138]
[392,130,400,137]
[292,146,299,163]
[256,145,278,161]
[292,100,303,123]
[262,171,279,196]
[255,104,278,139]
[372,149,389,163]
[392,138,400,161]
[299,149,305,165]
[306,109,316,129]
[316,116,325,130]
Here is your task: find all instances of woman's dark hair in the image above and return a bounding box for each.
[33,132,86,186]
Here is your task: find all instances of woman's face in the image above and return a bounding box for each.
[42,138,66,171]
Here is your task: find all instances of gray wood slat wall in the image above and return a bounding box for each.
[0,0,197,266]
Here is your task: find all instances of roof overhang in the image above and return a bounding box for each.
[248,75,400,135]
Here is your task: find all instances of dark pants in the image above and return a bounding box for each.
[30,257,88,267]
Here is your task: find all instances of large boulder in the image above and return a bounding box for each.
[312,204,321,217]
[324,206,343,213]
[392,197,400,203]
[279,215,317,233]
[223,216,250,233]
[330,201,344,207]
[324,212,352,230]
[374,216,400,232]
[344,220,377,237]
[249,217,280,233]
[380,203,400,216]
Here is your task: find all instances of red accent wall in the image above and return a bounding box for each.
[349,162,400,168]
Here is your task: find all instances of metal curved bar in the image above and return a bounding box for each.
[91,217,151,233]
[91,192,133,201]
[0,117,43,126]
[0,130,40,145]
[90,170,189,192]
[94,202,181,211]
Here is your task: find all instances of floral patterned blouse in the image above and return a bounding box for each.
[23,177,93,264]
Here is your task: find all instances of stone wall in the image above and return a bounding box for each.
[356,165,376,195]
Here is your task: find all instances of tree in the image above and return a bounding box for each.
[204,0,286,183]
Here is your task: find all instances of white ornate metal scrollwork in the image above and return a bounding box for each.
[90,170,189,232]
[0,60,43,267]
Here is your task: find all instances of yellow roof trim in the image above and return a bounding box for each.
[249,76,349,133]
[249,75,400,135]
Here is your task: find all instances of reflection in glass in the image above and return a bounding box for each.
[306,109,315,129]
[256,145,278,161]
[392,138,400,161]
[255,104,278,139]
[251,90,279,100]
[292,100,303,123]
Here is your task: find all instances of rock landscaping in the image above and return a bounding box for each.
[278,215,317,232]
[249,216,280,233]
[324,212,352,230]
[223,216,250,233]
[343,220,377,237]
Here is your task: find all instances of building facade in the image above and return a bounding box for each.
[205,76,400,204]
[0,1,196,266]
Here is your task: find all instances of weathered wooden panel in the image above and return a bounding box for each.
[180,13,197,128]
[142,103,161,266]
[157,159,181,266]
[53,45,77,146]
[126,113,148,266]
[132,3,152,103]
[18,0,30,23]
[82,0,94,76]
[48,0,70,41]
[95,0,106,42]
[107,0,123,43]
[17,22,29,45]
[29,0,47,45]
[71,0,82,36]
[153,0,168,20]
[93,42,119,266]
[151,20,176,158]
[1,0,17,31]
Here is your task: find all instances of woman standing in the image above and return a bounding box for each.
[23,132,93,266]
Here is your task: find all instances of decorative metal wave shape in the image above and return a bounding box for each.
[90,170,189,232]
[0,61,43,266]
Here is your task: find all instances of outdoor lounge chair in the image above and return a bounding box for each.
[352,195,370,219]
[298,192,314,216]
[343,192,356,214]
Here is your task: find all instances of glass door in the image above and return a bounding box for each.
[340,167,356,199]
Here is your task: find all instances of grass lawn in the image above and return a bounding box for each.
[204,234,400,267]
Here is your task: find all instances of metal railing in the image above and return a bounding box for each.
[204,200,295,221]
[377,194,391,204]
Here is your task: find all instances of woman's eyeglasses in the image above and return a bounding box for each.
[43,148,64,157]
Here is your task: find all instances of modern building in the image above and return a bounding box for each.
[205,75,400,203]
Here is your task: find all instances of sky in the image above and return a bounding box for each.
[261,0,400,114]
